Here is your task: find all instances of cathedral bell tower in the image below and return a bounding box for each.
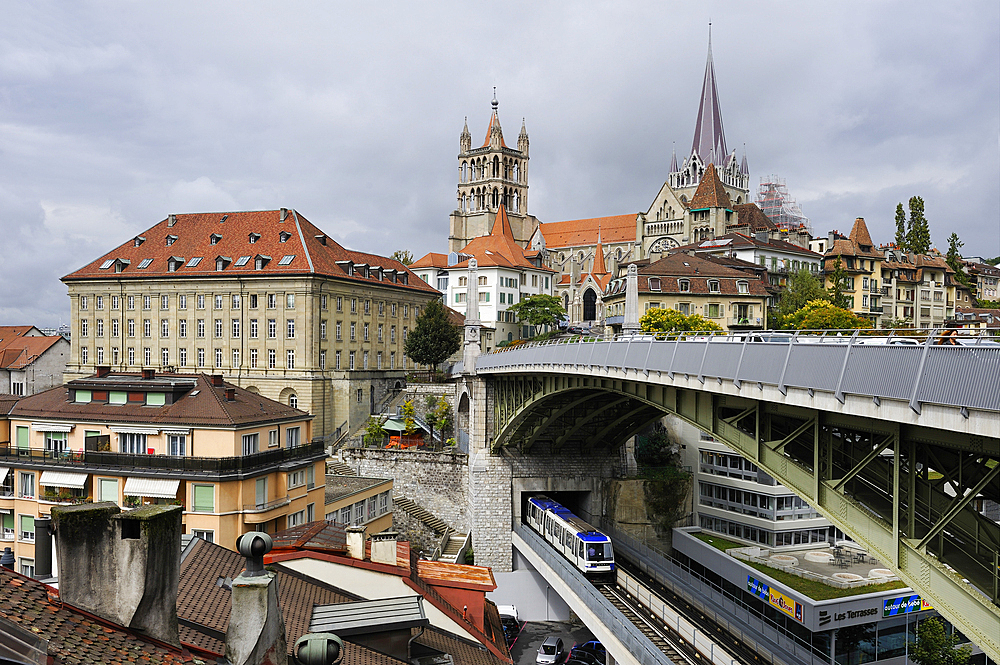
[449,92,536,253]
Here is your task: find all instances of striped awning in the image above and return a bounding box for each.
[0,467,9,483]
[123,477,180,499]
[30,422,73,432]
[39,471,88,489]
[110,426,160,435]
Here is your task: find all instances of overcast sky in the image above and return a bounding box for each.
[2,2,998,326]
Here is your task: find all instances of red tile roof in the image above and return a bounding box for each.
[0,567,206,664]
[454,207,554,272]
[482,111,507,149]
[0,335,65,370]
[538,214,637,249]
[10,372,309,429]
[849,217,875,249]
[411,252,450,270]
[688,164,732,210]
[604,252,769,298]
[731,203,777,231]
[61,209,438,295]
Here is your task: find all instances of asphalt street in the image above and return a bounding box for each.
[508,620,597,665]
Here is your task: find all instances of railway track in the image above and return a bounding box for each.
[595,582,701,665]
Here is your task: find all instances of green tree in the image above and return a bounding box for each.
[945,233,969,286]
[507,294,566,328]
[363,415,388,447]
[894,202,908,250]
[786,299,873,330]
[906,196,931,255]
[640,308,723,333]
[910,618,971,665]
[779,269,829,316]
[400,399,417,436]
[404,298,462,371]
[827,257,852,309]
[391,250,414,265]
[423,395,440,444]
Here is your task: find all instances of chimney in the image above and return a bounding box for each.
[828,230,836,245]
[168,214,177,227]
[755,231,768,244]
[346,526,366,560]
[370,531,399,566]
[50,503,182,646]
[141,368,155,380]
[96,365,111,378]
[211,374,225,387]
[279,207,288,222]
[0,547,13,570]
[32,517,54,581]
[225,387,236,402]
[227,532,288,665]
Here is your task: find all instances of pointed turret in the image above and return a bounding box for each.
[740,145,749,176]
[460,116,471,153]
[483,91,506,149]
[691,25,728,166]
[689,163,732,210]
[518,118,529,155]
[670,144,679,173]
[592,227,608,276]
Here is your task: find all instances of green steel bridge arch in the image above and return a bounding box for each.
[475,335,1000,659]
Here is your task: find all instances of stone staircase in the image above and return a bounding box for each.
[441,533,467,561]
[326,460,356,476]
[392,495,449,534]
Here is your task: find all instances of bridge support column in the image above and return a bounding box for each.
[467,376,514,572]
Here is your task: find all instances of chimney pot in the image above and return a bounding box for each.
[168,214,177,227]
[212,374,225,387]
[33,517,53,580]
[346,526,366,560]
[0,547,13,570]
[142,368,155,380]
[96,366,111,378]
[279,208,288,222]
[370,531,399,566]
[226,387,236,402]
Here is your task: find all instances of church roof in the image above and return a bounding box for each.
[688,163,732,210]
[537,214,637,249]
[411,252,449,269]
[731,203,777,231]
[482,96,507,149]
[691,29,728,164]
[454,206,554,272]
[592,237,608,276]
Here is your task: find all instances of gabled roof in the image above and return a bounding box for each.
[676,232,823,258]
[453,206,554,272]
[411,252,449,270]
[731,203,777,232]
[0,567,201,664]
[62,209,438,295]
[537,213,638,249]
[0,325,42,345]
[641,252,764,279]
[10,372,309,428]
[849,217,875,249]
[0,335,65,370]
[688,163,732,210]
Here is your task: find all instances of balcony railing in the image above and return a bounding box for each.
[0,440,325,475]
[243,496,292,513]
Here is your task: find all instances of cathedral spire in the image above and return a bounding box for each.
[593,224,608,275]
[691,23,727,164]
[460,116,471,152]
[483,88,506,149]
[670,143,678,173]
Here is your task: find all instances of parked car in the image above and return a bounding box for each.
[536,636,565,665]
[500,616,521,647]
[572,640,606,665]
[567,648,601,665]
[566,326,585,334]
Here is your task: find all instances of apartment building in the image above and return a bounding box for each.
[1,370,324,574]
[823,218,883,324]
[879,247,957,327]
[0,326,69,397]
[61,209,440,440]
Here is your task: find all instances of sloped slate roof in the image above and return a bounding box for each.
[10,372,308,428]
[61,209,438,295]
[731,203,777,231]
[688,164,732,210]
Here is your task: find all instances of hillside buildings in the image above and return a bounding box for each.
[61,209,440,441]
[2,370,324,575]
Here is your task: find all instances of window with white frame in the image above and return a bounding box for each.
[268,429,278,448]
[288,510,305,528]
[192,484,214,513]
[18,472,34,499]
[168,434,186,456]
[19,557,34,577]
[353,501,364,525]
[286,427,300,448]
[242,433,259,456]
[191,529,214,543]
[288,469,306,489]
[19,516,34,542]
[286,349,295,369]
[120,432,147,454]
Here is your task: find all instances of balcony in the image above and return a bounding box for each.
[726,318,763,329]
[243,496,292,514]
[0,440,326,479]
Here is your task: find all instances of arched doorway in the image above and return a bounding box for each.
[583,288,597,321]
[370,384,376,415]
[457,392,470,437]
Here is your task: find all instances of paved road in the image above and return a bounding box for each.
[509,620,597,665]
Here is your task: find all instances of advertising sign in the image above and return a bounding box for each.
[883,594,933,618]
[748,576,804,623]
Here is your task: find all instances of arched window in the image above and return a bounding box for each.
[461,161,467,183]
[563,292,570,309]
[579,251,584,262]
[493,155,500,178]
[583,289,597,321]
[616,248,622,260]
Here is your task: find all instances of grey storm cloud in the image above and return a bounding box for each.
[1,1,997,325]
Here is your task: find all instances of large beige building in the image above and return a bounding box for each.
[61,209,440,441]
[2,370,324,574]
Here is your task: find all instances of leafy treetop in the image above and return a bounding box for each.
[640,307,723,333]
[507,294,566,328]
[909,617,971,665]
[403,298,462,370]
[785,299,873,330]
[391,250,414,265]
[827,257,852,310]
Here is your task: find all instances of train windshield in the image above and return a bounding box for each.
[585,542,613,561]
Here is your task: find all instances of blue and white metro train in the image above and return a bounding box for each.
[526,495,615,576]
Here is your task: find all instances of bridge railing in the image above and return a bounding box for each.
[513,523,671,665]
[476,329,1000,413]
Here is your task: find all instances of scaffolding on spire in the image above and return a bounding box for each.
[756,175,811,234]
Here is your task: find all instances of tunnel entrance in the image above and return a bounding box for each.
[518,490,599,529]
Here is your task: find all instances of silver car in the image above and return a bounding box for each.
[536,636,565,665]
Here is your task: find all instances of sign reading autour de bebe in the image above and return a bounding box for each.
[748,576,804,623]
[883,594,933,618]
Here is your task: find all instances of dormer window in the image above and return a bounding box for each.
[678,279,690,292]
[279,231,291,243]
[215,256,232,271]
[254,255,271,270]
[648,278,661,291]
[737,280,749,294]
[356,264,368,278]
[137,258,153,269]
[133,236,146,247]
[248,233,260,244]
[167,256,184,272]
[370,266,382,280]
[114,259,130,273]
[165,235,177,246]
[708,280,720,293]
[210,233,222,245]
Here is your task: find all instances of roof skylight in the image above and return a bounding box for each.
[235,256,251,267]
[99,259,115,270]
[187,257,203,267]
[278,255,295,266]
[137,259,153,269]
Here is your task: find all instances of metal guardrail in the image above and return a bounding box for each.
[513,523,673,665]
[0,440,326,475]
[475,330,1000,413]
